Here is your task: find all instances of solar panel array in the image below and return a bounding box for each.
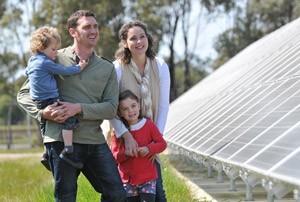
[164,17,300,199]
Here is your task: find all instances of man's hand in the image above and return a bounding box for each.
[42,101,82,123]
[57,101,81,117]
[123,131,138,157]
[41,102,61,122]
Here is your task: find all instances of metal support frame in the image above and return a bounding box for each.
[207,164,213,178]
[294,189,300,202]
[246,183,254,201]
[217,170,224,183]
[230,178,237,191]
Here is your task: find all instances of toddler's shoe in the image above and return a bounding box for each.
[41,152,51,171]
[59,149,83,169]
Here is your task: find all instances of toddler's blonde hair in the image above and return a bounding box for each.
[29,26,61,54]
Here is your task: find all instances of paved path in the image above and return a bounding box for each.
[0,153,41,160]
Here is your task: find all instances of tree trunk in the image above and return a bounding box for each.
[6,99,13,149]
[169,14,180,102]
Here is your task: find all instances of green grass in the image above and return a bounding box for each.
[161,155,200,202]
[0,153,199,202]
[0,157,53,202]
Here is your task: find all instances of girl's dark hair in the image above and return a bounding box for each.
[115,20,156,64]
[67,10,96,29]
[118,90,142,128]
[119,90,139,103]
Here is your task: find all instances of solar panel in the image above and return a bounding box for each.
[245,121,300,174]
[213,78,300,162]
[164,16,300,194]
[269,146,300,185]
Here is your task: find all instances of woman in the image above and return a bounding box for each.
[110,20,170,202]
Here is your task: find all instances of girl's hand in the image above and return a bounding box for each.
[137,146,149,157]
[147,154,156,163]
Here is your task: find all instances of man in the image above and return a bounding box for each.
[17,10,126,202]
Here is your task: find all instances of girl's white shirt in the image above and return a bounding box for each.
[129,117,147,131]
[110,57,170,138]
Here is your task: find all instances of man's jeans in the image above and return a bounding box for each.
[155,160,167,202]
[45,141,126,202]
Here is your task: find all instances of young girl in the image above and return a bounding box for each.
[111,90,167,202]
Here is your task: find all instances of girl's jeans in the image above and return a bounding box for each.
[155,160,167,202]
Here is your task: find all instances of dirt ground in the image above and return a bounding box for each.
[0,153,42,161]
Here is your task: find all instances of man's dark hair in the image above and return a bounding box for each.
[67,10,96,29]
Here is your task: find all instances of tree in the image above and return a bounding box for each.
[0,52,23,118]
[181,0,192,92]
[162,1,181,101]
[211,0,300,69]
[0,51,25,149]
[0,0,30,148]
[0,0,6,18]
